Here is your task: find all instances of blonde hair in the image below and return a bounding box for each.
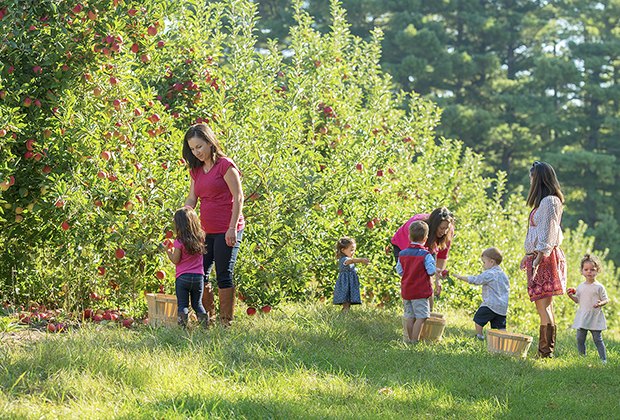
[482,247,503,265]
[580,253,602,272]
[336,237,355,259]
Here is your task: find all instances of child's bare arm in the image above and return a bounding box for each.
[166,247,181,265]
[344,257,370,265]
[594,298,609,308]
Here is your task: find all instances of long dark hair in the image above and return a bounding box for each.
[173,207,205,255]
[182,124,227,169]
[425,207,454,252]
[526,161,564,208]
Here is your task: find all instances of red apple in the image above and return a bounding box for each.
[109,76,119,85]
[148,113,160,124]
[97,266,106,276]
[567,288,576,295]
[441,269,449,277]
[54,199,65,208]
[366,220,375,229]
[246,307,257,316]
[261,305,271,313]
[72,4,83,14]
[157,40,165,48]
[25,139,36,151]
[155,270,166,280]
[61,221,70,231]
[42,165,52,174]
[165,230,174,239]
[94,199,103,207]
[130,43,139,53]
[83,308,93,319]
[147,25,157,36]
[376,169,384,177]
[122,318,134,328]
[47,323,57,333]
[127,8,137,16]
[115,248,126,259]
[100,151,111,161]
[23,97,33,107]
[337,209,343,216]
[355,163,363,171]
[93,314,103,322]
[97,170,107,179]
[0,129,6,137]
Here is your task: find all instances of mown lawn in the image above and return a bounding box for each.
[1,303,618,419]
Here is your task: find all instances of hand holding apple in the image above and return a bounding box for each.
[567,287,576,295]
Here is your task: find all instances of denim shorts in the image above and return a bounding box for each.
[403,298,430,319]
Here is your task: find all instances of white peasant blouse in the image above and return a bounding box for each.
[524,195,564,256]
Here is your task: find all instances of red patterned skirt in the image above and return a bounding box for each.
[526,247,567,302]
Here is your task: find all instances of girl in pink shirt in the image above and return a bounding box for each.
[166,207,208,328]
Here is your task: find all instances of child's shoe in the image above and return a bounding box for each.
[178,312,189,327]
[197,313,209,329]
[475,334,485,341]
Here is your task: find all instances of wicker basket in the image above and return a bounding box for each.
[486,329,533,358]
[420,316,446,342]
[145,293,178,327]
[429,312,444,319]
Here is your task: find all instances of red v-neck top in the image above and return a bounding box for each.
[190,157,245,234]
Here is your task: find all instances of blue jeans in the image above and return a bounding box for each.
[204,229,243,289]
[175,273,206,315]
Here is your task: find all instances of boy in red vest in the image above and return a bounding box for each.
[396,221,437,343]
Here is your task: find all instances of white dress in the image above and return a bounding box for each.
[571,281,608,330]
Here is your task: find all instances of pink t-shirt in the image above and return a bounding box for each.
[391,213,451,259]
[173,239,204,277]
[190,157,245,234]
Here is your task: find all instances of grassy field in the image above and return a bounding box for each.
[0,303,618,419]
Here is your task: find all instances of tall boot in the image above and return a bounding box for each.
[201,282,216,324]
[537,325,550,358]
[218,287,235,327]
[546,324,556,358]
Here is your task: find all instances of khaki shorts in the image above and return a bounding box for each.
[403,298,430,319]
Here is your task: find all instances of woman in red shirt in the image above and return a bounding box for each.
[183,124,244,326]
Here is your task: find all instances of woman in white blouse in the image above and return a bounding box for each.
[521,161,566,358]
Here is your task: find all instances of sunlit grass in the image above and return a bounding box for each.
[1,303,618,418]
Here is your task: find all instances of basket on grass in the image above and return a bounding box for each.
[420,316,446,342]
[145,293,178,327]
[486,329,533,358]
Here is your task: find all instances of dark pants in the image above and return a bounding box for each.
[576,328,607,361]
[175,273,206,315]
[393,244,401,265]
[204,229,243,289]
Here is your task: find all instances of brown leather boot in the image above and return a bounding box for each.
[546,324,556,357]
[538,325,551,358]
[218,287,235,327]
[201,282,216,324]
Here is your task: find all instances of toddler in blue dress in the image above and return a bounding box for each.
[333,237,370,312]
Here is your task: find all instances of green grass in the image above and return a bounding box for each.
[0,303,618,419]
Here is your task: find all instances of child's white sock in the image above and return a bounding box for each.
[475,333,485,341]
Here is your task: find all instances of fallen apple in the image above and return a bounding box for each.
[246,307,257,316]
[261,305,271,313]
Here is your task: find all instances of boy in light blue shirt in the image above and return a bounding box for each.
[455,247,509,340]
